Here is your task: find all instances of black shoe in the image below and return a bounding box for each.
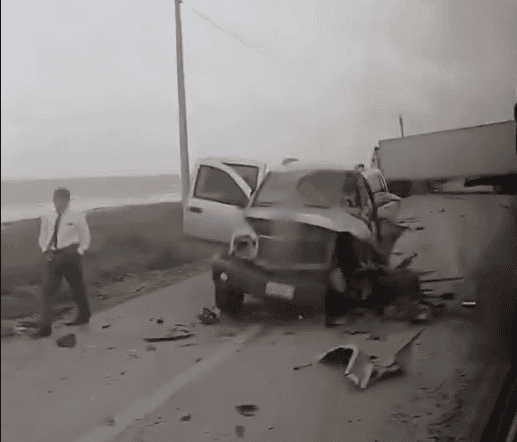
[32,325,52,338]
[65,316,90,326]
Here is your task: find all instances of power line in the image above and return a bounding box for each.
[188,3,263,56]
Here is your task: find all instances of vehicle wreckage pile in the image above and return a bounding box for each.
[326,233,446,326]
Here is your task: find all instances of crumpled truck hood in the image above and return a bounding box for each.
[244,206,372,240]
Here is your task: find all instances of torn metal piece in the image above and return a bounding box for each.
[318,329,425,389]
[143,326,194,342]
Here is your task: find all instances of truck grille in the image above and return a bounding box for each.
[247,218,332,266]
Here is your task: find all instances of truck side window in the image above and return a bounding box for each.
[340,173,360,208]
[194,165,248,207]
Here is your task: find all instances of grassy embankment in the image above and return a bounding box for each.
[1,202,224,331]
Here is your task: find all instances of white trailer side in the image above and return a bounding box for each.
[377,120,517,181]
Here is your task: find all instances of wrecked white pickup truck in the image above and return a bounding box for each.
[209,161,418,325]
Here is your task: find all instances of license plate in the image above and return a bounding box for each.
[265,282,295,300]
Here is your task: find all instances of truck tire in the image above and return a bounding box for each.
[215,285,244,315]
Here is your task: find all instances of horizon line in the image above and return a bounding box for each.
[1,172,181,182]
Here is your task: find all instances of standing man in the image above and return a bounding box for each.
[34,188,92,338]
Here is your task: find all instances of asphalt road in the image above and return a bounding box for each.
[1,193,513,442]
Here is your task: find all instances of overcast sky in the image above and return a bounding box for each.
[1,0,516,179]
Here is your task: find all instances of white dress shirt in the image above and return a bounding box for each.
[38,209,91,255]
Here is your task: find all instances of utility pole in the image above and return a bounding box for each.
[174,0,190,208]
[399,114,404,138]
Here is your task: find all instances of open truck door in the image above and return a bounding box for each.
[362,168,402,223]
[183,157,267,244]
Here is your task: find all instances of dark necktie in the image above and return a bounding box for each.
[50,213,62,250]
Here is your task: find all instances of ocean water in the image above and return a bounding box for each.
[1,175,181,223]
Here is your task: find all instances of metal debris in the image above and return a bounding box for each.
[143,326,194,342]
[56,334,76,348]
[197,307,221,325]
[318,329,425,389]
[293,363,313,371]
[235,405,259,417]
[461,301,476,309]
[179,412,191,422]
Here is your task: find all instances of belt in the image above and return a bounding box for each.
[52,244,79,253]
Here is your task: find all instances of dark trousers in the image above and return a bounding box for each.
[41,247,90,325]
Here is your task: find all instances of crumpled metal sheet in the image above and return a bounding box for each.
[318,328,425,389]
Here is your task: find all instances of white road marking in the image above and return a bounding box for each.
[75,324,263,442]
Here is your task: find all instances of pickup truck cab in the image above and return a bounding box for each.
[183,156,267,243]
[183,157,398,244]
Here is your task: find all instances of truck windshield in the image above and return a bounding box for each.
[223,163,259,191]
[252,169,359,209]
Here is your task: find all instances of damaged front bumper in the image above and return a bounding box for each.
[212,253,329,308]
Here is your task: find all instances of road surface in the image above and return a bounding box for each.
[1,193,512,442]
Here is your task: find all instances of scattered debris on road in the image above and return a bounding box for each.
[235,425,245,438]
[284,331,296,335]
[268,425,274,430]
[129,349,138,358]
[367,333,386,341]
[105,416,116,426]
[197,307,221,325]
[180,342,198,347]
[342,329,369,335]
[156,318,164,325]
[293,363,313,371]
[235,404,259,417]
[318,329,425,389]
[178,412,191,422]
[461,301,476,309]
[101,324,111,329]
[56,333,76,348]
[146,344,157,351]
[143,326,194,342]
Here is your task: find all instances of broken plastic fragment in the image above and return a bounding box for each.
[197,307,221,325]
[143,326,194,342]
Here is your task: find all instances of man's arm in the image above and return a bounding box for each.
[38,215,49,252]
[76,212,91,255]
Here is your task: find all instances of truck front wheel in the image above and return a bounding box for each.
[215,285,244,315]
